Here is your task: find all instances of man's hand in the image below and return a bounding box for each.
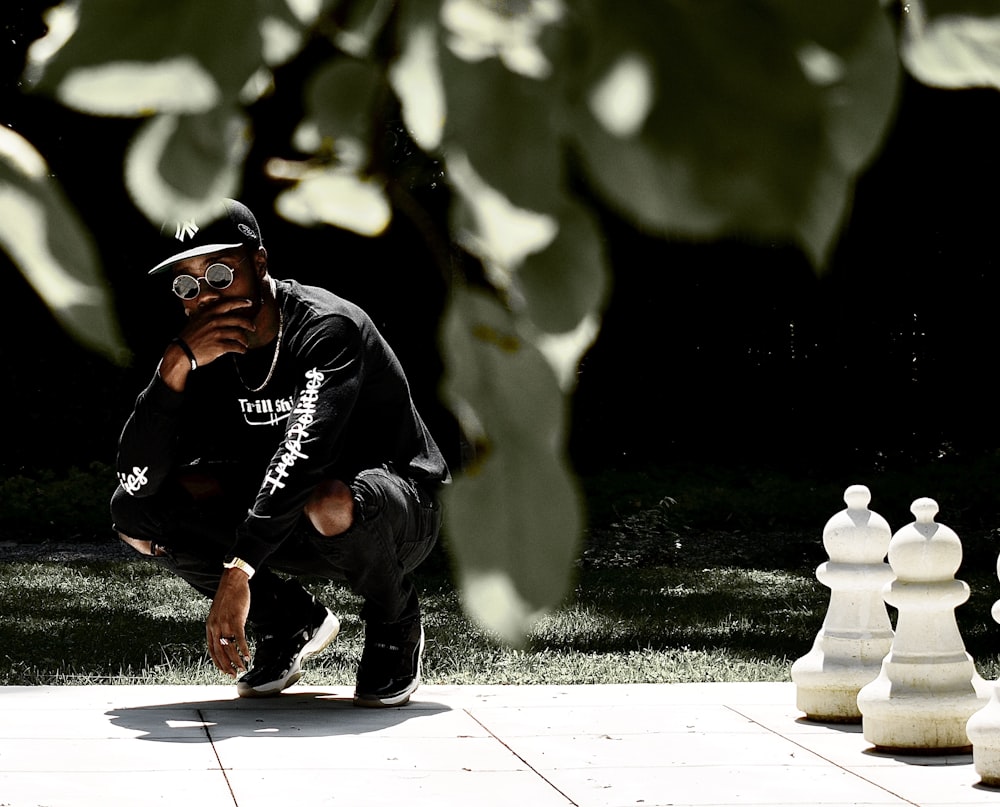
[206,568,253,676]
[181,298,257,366]
[161,299,256,392]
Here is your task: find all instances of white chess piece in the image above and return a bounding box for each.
[791,484,894,722]
[857,498,990,751]
[966,550,1000,786]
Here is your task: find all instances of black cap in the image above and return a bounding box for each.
[148,198,263,275]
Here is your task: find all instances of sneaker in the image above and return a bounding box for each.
[237,606,340,698]
[353,616,424,707]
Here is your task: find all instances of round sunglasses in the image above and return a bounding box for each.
[171,258,246,300]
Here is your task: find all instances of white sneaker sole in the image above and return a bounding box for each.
[237,611,341,698]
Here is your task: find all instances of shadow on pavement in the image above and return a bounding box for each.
[106,691,452,742]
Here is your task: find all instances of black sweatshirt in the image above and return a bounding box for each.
[116,278,450,569]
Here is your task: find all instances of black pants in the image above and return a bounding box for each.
[110,465,441,632]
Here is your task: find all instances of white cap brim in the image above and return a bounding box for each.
[148,242,243,275]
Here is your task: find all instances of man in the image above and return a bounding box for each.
[111,198,449,706]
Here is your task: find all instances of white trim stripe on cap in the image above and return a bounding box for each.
[148,242,243,275]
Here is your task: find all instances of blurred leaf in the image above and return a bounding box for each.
[442,54,563,212]
[259,0,327,66]
[768,0,900,263]
[901,0,1000,89]
[332,0,397,57]
[441,286,583,645]
[51,56,221,117]
[124,109,251,224]
[24,0,307,228]
[303,56,384,165]
[390,0,446,151]
[792,161,852,270]
[0,128,129,364]
[517,200,609,335]
[275,167,391,235]
[533,313,602,393]
[567,0,899,267]
[449,179,608,387]
[770,0,901,172]
[439,0,564,79]
[569,1,814,235]
[277,50,394,235]
[25,0,314,115]
[27,1,252,112]
[448,150,558,294]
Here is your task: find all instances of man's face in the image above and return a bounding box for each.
[170,247,261,318]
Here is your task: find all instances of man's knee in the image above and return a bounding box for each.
[118,532,166,557]
[305,478,354,537]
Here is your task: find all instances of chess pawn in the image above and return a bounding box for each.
[791,484,894,722]
[857,498,990,751]
[965,551,1000,786]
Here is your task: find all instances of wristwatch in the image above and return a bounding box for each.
[222,556,256,579]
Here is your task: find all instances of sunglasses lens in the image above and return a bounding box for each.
[205,263,235,289]
[172,275,199,299]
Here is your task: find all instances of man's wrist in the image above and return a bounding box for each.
[222,557,256,579]
[158,343,194,393]
[170,337,198,371]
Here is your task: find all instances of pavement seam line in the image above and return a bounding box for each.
[198,708,239,807]
[464,709,580,806]
[724,705,921,807]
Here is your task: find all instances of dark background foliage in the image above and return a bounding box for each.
[3,2,1000,528]
[574,76,1000,477]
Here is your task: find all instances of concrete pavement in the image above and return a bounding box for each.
[1,682,998,806]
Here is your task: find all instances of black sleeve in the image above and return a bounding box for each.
[230,315,364,568]
[115,370,186,498]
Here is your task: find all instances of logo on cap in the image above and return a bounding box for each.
[174,220,200,242]
[238,223,257,240]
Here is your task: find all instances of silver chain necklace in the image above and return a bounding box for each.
[235,305,284,393]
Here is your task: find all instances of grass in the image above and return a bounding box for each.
[4,456,1000,686]
[0,559,812,686]
[4,552,1000,687]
